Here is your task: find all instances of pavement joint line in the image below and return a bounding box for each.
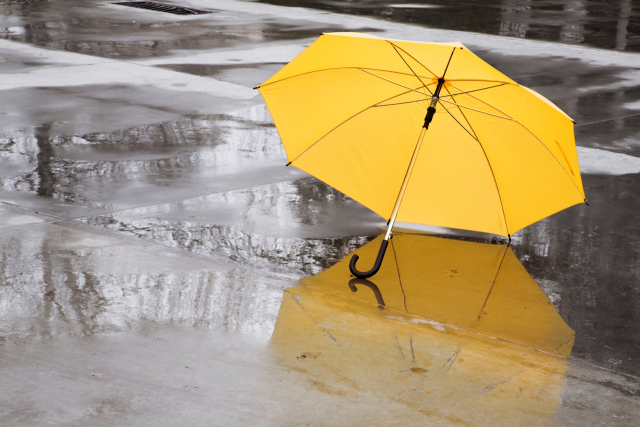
[576,112,640,127]
[0,38,257,89]
[0,219,63,233]
[569,358,640,382]
[1,201,66,221]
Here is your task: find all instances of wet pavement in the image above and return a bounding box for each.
[259,0,640,52]
[1,0,640,425]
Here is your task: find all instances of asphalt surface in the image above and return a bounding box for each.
[1,0,639,425]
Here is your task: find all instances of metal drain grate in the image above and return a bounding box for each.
[113,1,214,15]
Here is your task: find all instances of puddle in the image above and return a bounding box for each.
[0,223,289,344]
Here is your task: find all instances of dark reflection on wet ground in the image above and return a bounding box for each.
[514,173,640,377]
[3,117,221,206]
[257,0,640,52]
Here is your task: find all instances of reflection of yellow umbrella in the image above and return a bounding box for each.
[257,33,586,278]
[271,234,575,424]
[301,233,574,356]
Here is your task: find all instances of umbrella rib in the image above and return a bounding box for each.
[438,98,513,121]
[442,47,456,78]
[477,244,510,320]
[389,238,408,313]
[435,100,479,142]
[374,99,462,111]
[388,42,432,98]
[439,83,508,98]
[450,83,585,199]
[439,85,511,236]
[374,97,434,108]
[287,86,424,165]
[447,79,513,84]
[258,67,432,88]
[360,69,433,97]
[374,99,426,108]
[387,42,438,80]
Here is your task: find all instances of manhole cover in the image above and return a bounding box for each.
[113,1,214,15]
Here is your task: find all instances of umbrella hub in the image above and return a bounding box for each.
[423,78,446,129]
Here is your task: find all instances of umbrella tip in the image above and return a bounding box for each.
[584,199,589,206]
[253,86,259,90]
[286,161,292,167]
[319,32,324,35]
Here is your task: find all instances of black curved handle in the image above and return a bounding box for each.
[349,239,389,279]
[348,278,386,307]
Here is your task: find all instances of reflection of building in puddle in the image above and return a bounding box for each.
[616,0,632,51]
[0,105,284,206]
[559,1,586,44]
[499,0,588,43]
[499,0,531,38]
[0,224,289,343]
[83,200,371,276]
[271,234,574,424]
[81,174,380,275]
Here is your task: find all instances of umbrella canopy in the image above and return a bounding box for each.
[257,33,586,277]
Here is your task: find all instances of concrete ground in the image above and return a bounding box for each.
[0,0,639,425]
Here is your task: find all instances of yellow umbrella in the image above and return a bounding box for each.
[257,33,587,278]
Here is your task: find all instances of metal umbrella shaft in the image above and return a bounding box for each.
[350,79,445,278]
